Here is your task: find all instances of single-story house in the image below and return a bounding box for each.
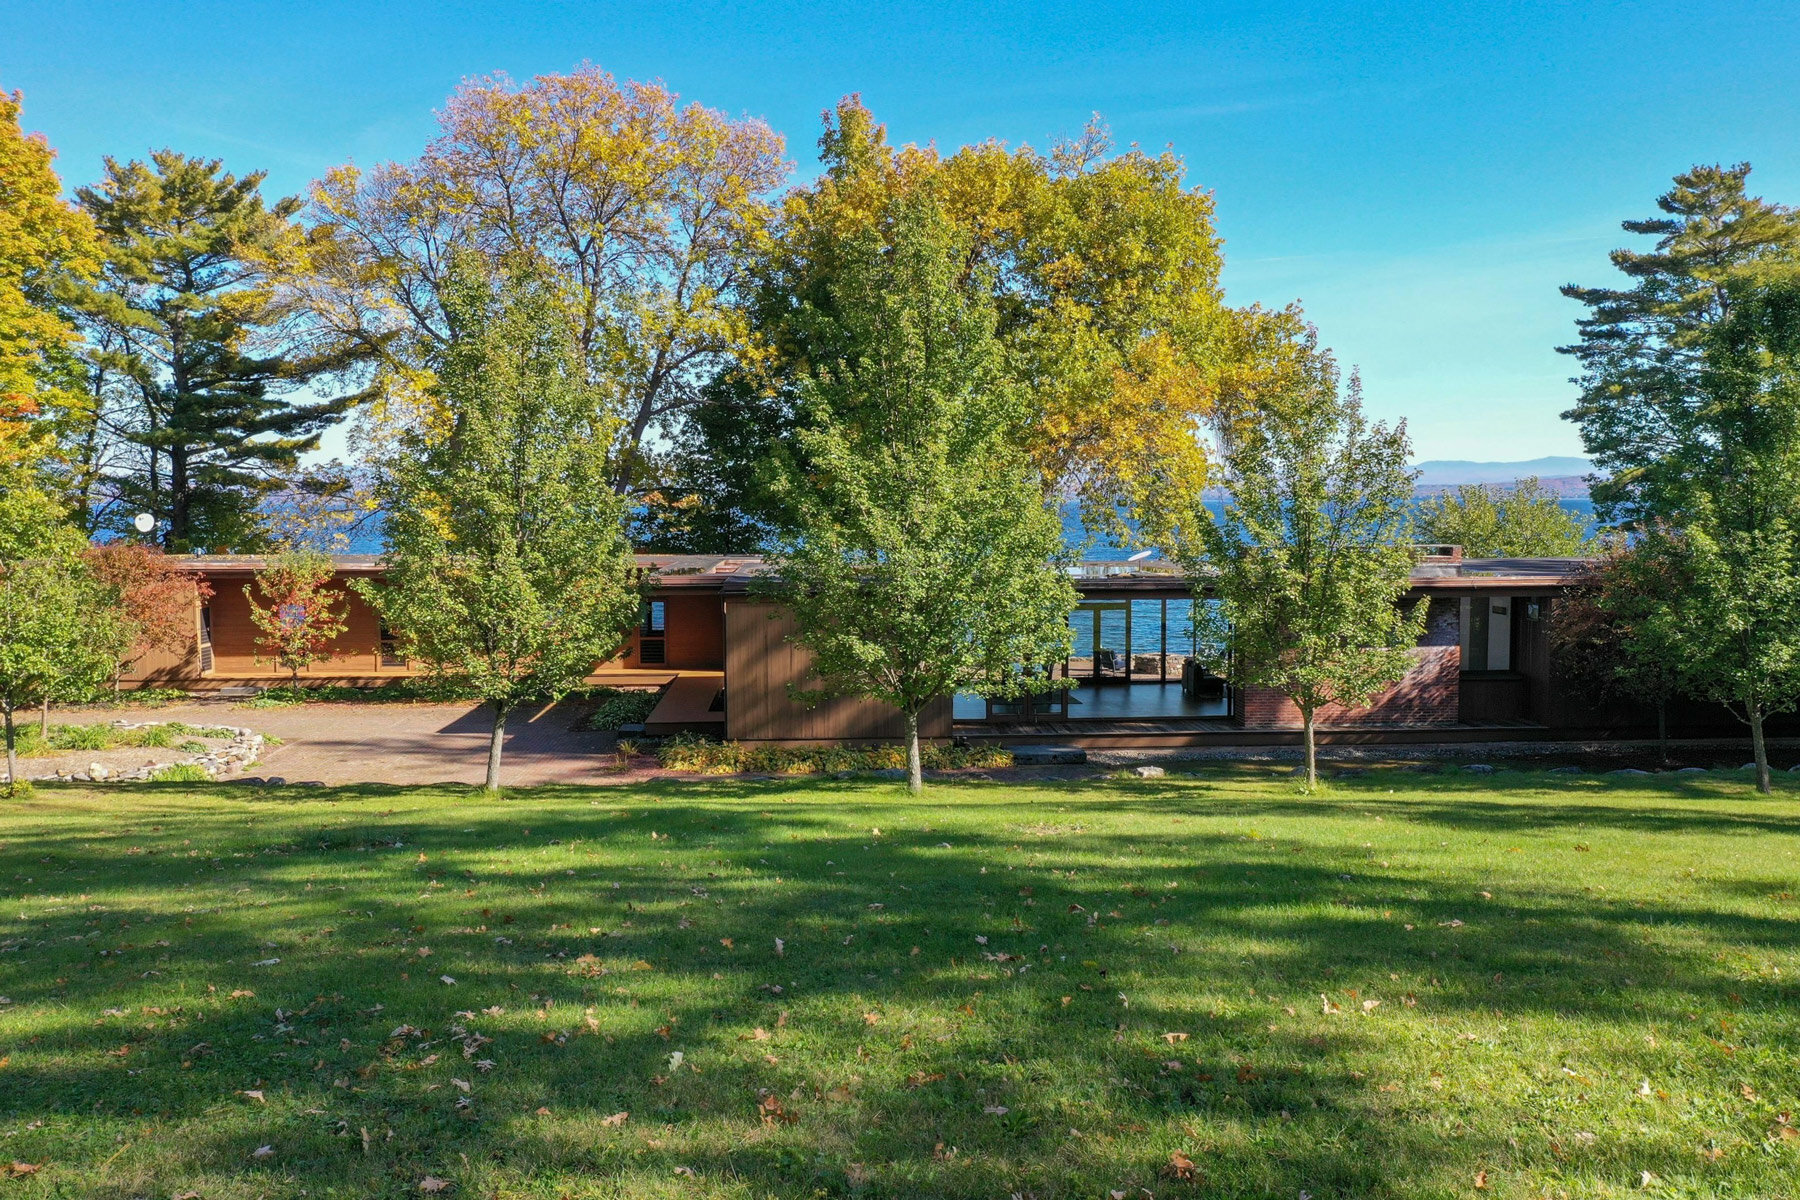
[119,548,1710,747]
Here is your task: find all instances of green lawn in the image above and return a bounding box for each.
[1,770,1797,1199]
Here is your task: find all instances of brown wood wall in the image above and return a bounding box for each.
[723,600,952,742]
[203,571,409,678]
[619,593,726,669]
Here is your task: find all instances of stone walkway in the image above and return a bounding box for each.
[61,700,622,787]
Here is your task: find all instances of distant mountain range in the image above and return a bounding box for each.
[1412,457,1593,494]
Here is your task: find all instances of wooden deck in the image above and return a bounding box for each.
[644,671,725,736]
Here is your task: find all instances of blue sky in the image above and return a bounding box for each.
[8,0,1799,461]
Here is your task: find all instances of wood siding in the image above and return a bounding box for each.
[723,600,952,743]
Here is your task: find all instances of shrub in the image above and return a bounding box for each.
[656,733,1011,775]
[148,763,212,783]
[49,724,111,751]
[177,740,207,753]
[132,725,176,748]
[579,687,663,731]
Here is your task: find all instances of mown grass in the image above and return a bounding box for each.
[0,769,1796,1199]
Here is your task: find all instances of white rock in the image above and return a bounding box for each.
[1132,765,1166,778]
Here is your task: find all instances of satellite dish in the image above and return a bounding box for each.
[132,513,156,534]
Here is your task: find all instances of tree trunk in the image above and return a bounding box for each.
[1749,702,1771,795]
[485,702,509,792]
[1655,696,1668,764]
[4,704,16,794]
[1301,706,1317,789]
[905,710,923,794]
[40,698,50,737]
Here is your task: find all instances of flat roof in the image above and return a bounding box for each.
[174,551,1597,590]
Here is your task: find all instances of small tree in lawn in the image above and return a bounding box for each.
[357,260,641,791]
[0,479,127,792]
[245,550,349,689]
[85,542,213,692]
[763,192,1077,793]
[1172,346,1424,788]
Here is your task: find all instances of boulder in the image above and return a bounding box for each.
[88,763,109,781]
[1676,766,1708,774]
[1608,767,1652,776]
[1132,765,1166,779]
[1463,763,1496,774]
[1547,765,1581,774]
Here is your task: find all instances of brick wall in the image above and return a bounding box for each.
[1240,599,1463,729]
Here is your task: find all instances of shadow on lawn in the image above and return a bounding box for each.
[0,778,1794,1197]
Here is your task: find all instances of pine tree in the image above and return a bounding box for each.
[1561,163,1800,524]
[74,152,367,550]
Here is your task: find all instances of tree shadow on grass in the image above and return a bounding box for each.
[0,778,1795,1197]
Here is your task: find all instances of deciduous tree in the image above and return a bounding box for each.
[0,488,126,792]
[648,97,1304,551]
[0,87,99,479]
[245,550,349,688]
[291,65,788,498]
[1171,344,1423,788]
[1549,550,1683,760]
[1634,281,1800,792]
[763,192,1076,792]
[85,542,211,690]
[357,259,642,790]
[1415,477,1598,557]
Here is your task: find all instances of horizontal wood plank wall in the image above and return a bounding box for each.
[205,572,406,678]
[723,600,952,743]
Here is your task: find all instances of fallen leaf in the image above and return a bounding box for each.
[1161,1032,1189,1044]
[983,1105,1010,1115]
[600,1111,629,1126]
[418,1177,451,1194]
[241,1089,265,1103]
[251,1145,274,1159]
[862,1011,880,1025]
[1166,1150,1197,1180]
[1474,1169,1489,1189]
[6,1162,42,1179]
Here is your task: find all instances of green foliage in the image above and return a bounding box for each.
[577,688,663,731]
[358,260,642,788]
[1561,163,1800,525]
[72,152,367,549]
[762,192,1077,790]
[147,762,211,783]
[47,723,109,751]
[1,775,1798,1197]
[1629,280,1800,791]
[1414,477,1598,556]
[1174,344,1423,787]
[1,519,129,789]
[655,732,1012,775]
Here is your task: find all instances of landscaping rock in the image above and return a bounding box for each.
[863,768,907,781]
[1462,763,1496,774]
[1739,763,1759,772]
[1608,768,1651,776]
[1548,765,1581,774]
[1132,765,1166,779]
[1676,767,1708,774]
[88,763,109,781]
[266,777,287,786]
[1009,745,1087,766]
